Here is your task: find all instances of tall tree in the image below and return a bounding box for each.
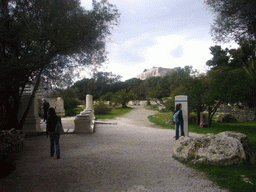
[229,41,256,114]
[205,46,232,126]
[205,44,256,125]
[205,0,256,119]
[0,0,120,130]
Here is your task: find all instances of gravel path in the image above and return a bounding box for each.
[0,106,228,192]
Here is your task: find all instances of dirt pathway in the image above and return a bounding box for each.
[0,106,227,192]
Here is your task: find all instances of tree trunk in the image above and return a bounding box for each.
[207,111,212,127]
[255,108,256,122]
[18,69,43,130]
[122,102,127,108]
[207,101,223,127]
[196,111,201,126]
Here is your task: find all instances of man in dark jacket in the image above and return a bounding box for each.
[42,98,50,122]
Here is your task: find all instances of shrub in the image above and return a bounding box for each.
[94,101,112,115]
[65,108,77,116]
[0,130,25,178]
[64,97,80,110]
[163,99,174,111]
[63,98,81,116]
[189,114,197,124]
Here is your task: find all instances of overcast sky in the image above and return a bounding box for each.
[80,0,237,81]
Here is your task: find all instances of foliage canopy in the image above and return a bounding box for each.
[205,0,256,43]
[0,0,120,130]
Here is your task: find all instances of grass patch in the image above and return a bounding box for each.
[148,112,175,129]
[148,110,256,191]
[190,163,256,192]
[95,107,132,120]
[74,105,86,115]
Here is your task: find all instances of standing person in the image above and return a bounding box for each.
[42,98,50,122]
[174,103,184,140]
[46,107,62,159]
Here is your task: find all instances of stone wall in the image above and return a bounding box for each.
[128,99,163,106]
[38,97,65,117]
[217,104,255,122]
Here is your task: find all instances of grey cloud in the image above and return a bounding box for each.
[170,45,183,58]
[109,34,157,64]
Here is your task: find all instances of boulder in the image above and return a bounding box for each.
[140,100,150,106]
[173,131,256,165]
[158,105,166,112]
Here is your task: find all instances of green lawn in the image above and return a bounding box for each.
[148,111,256,192]
[95,107,133,120]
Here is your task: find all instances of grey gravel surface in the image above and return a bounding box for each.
[0,106,228,192]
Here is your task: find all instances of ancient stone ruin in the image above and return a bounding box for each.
[173,131,256,165]
[137,67,178,80]
[215,104,255,122]
[74,94,95,133]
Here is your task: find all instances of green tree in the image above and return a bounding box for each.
[146,87,169,104]
[0,0,120,130]
[139,76,170,101]
[72,78,91,100]
[186,75,208,126]
[229,40,256,113]
[206,46,229,69]
[72,72,122,100]
[204,64,256,126]
[206,44,256,123]
[100,92,114,101]
[204,46,234,126]
[229,40,256,78]
[165,66,193,93]
[205,0,256,43]
[89,72,122,99]
[123,78,144,99]
[111,89,137,108]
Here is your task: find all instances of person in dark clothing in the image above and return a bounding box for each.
[46,107,62,159]
[42,98,50,122]
[174,103,184,140]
